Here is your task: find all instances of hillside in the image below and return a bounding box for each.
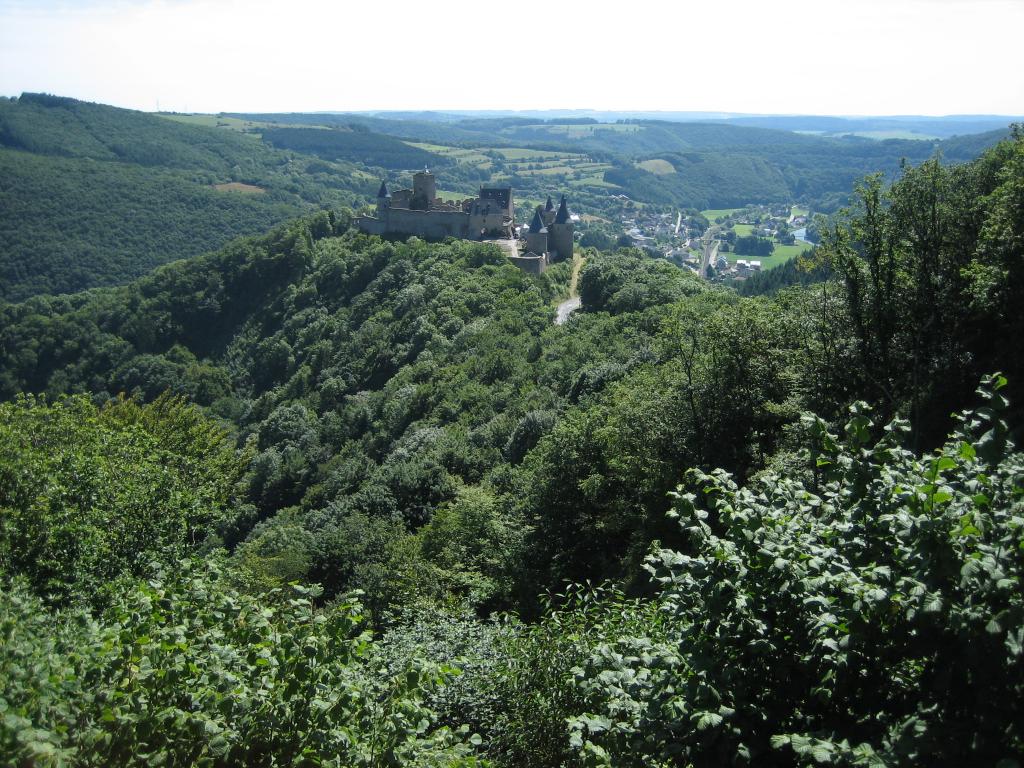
[225,109,1011,212]
[2,133,1024,766]
[6,95,1004,305]
[0,94,372,300]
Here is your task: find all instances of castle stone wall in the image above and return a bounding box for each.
[507,253,547,275]
[357,208,471,240]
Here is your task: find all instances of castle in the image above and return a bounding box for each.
[355,169,574,274]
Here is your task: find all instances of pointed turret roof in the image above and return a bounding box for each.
[545,196,554,211]
[528,209,547,234]
[377,180,390,198]
[554,195,570,224]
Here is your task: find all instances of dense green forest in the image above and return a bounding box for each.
[261,126,448,169]
[2,127,1024,765]
[0,94,371,301]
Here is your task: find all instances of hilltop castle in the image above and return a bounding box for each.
[355,169,574,273]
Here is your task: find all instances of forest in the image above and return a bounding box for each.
[0,95,371,301]
[1,118,1023,765]
[231,109,1010,211]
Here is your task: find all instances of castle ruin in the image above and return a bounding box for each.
[355,170,574,274]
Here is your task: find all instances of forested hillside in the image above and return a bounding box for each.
[228,109,1011,211]
[0,94,371,301]
[1,132,1023,766]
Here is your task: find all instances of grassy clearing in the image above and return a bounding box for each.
[160,114,323,136]
[725,241,811,271]
[732,223,756,236]
[636,159,676,175]
[790,206,809,219]
[213,182,265,194]
[771,242,813,261]
[701,207,742,221]
[569,175,619,189]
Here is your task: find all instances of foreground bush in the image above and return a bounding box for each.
[569,376,1024,766]
[0,393,248,605]
[0,560,484,767]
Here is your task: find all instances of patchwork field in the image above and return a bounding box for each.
[403,143,491,165]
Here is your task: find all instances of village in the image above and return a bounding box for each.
[608,201,814,280]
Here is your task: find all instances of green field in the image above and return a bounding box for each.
[726,241,811,271]
[771,242,813,261]
[495,147,582,161]
[159,113,325,136]
[701,207,742,221]
[732,223,756,236]
[436,188,476,200]
[518,165,574,176]
[405,142,491,166]
[790,206,809,219]
[636,158,676,175]
[569,175,620,189]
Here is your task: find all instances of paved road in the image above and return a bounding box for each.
[555,296,581,325]
[555,252,585,325]
[700,226,720,279]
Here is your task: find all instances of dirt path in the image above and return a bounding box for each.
[555,252,585,325]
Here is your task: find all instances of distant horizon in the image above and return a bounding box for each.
[4,94,1022,123]
[1,0,1021,117]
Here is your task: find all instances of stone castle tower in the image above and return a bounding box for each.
[547,196,574,262]
[525,209,548,256]
[542,196,556,227]
[411,169,437,210]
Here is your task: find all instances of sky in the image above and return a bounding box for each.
[1,0,1022,116]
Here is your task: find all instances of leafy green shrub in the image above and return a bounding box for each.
[569,376,1024,766]
[0,393,247,605]
[0,560,485,767]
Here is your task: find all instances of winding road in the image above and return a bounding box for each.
[555,252,585,325]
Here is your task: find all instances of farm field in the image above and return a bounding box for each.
[404,142,492,166]
[732,223,756,236]
[159,113,325,135]
[213,182,265,194]
[770,242,813,261]
[636,158,676,175]
[701,207,742,221]
[494,147,580,161]
[725,238,812,271]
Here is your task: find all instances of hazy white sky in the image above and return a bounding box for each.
[1,0,1022,115]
